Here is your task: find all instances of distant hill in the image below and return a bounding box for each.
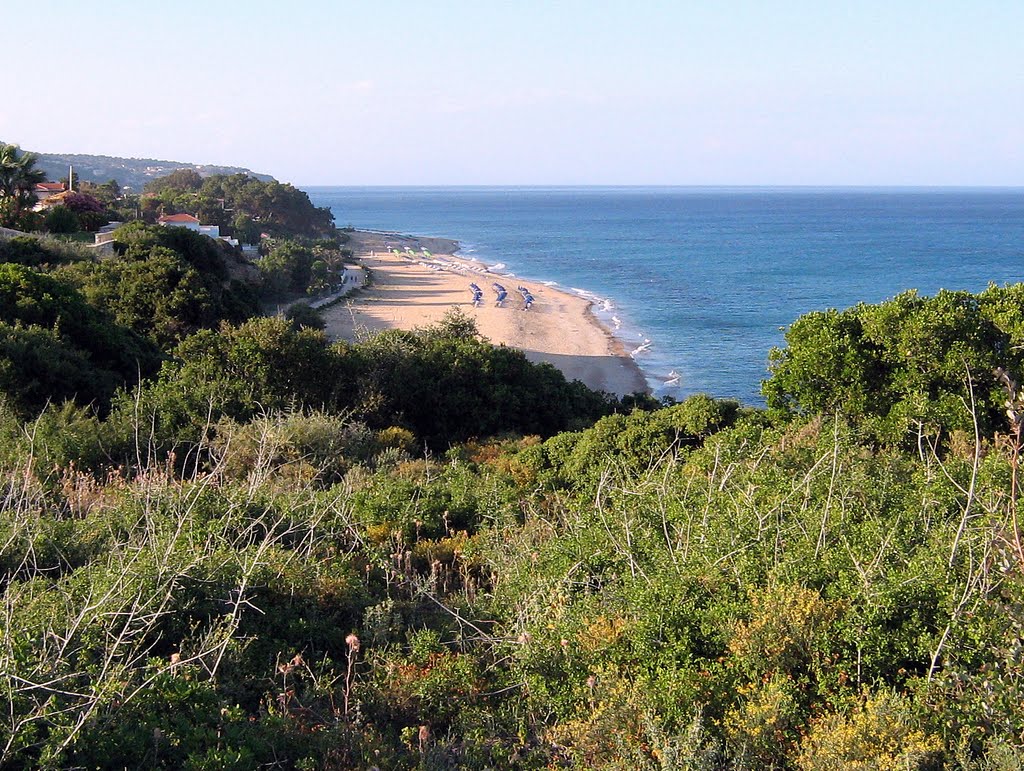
[9,146,275,192]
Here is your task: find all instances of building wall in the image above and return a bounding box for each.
[162,221,201,232]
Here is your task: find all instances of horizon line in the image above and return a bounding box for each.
[298,183,1024,190]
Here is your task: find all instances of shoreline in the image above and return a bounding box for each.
[321,230,649,396]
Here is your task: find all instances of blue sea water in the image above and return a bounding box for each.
[308,187,1024,406]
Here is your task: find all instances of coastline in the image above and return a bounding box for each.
[321,230,649,396]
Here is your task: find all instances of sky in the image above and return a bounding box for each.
[6,1,1023,186]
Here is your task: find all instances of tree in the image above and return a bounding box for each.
[285,302,326,331]
[62,191,104,214]
[61,191,108,231]
[764,288,1024,442]
[0,197,42,231]
[44,205,80,234]
[113,221,229,280]
[151,316,354,425]
[0,144,46,213]
[349,310,611,446]
[231,213,260,244]
[56,223,260,348]
[0,263,161,413]
[257,242,316,298]
[0,323,117,415]
[143,168,203,194]
[60,248,220,348]
[198,174,335,238]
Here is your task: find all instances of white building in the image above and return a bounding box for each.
[157,213,201,230]
[33,182,66,202]
[157,213,238,246]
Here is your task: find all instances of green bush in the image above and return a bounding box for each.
[43,205,79,234]
[0,263,161,414]
[285,302,325,331]
[764,288,1024,444]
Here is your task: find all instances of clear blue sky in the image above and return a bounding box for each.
[7,1,1022,185]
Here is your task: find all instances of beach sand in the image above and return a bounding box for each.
[320,231,648,396]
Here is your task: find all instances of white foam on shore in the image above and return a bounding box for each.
[649,367,687,398]
[450,244,688,393]
[408,245,661,395]
[569,288,616,312]
[559,286,661,389]
[630,339,653,357]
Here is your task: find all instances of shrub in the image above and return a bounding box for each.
[44,205,79,234]
[764,289,1024,444]
[285,302,325,331]
[796,690,942,770]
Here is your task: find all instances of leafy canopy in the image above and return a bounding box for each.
[0,263,160,413]
[763,286,1024,442]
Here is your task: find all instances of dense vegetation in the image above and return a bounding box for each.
[765,285,1024,443]
[2,163,1023,767]
[142,170,335,240]
[136,169,348,298]
[2,144,331,253]
[2,148,349,324]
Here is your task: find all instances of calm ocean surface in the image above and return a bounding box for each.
[308,187,1024,405]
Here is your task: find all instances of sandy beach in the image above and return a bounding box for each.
[321,231,648,396]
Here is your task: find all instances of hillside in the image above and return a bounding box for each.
[2,164,1023,766]
[13,146,275,191]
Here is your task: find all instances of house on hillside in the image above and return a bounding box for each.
[33,188,76,212]
[158,213,221,239]
[158,212,209,234]
[157,213,238,247]
[32,183,69,211]
[33,182,66,202]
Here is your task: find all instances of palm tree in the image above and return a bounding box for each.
[0,143,47,210]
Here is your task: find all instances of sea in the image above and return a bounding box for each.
[307,187,1024,406]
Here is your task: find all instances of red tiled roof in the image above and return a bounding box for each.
[35,182,65,192]
[158,213,200,223]
[38,190,74,206]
